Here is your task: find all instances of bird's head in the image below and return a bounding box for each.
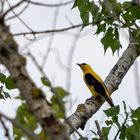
[77,63,92,72]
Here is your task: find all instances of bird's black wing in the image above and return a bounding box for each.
[85,73,114,107]
[85,73,107,97]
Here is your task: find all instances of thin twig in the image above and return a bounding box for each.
[41,0,62,68]
[95,120,105,140]
[6,1,30,21]
[11,12,125,37]
[5,0,36,40]
[0,116,11,140]
[66,29,80,91]
[25,0,73,7]
[2,0,26,19]
[27,50,47,77]
[12,4,133,37]
[114,112,128,140]
[0,0,6,14]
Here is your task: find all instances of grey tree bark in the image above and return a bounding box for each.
[0,22,68,140]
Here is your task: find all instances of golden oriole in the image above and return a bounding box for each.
[77,63,114,107]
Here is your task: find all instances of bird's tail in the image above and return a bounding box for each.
[106,97,115,107]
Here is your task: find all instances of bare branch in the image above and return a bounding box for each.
[26,50,47,78]
[95,120,105,140]
[42,0,62,68]
[6,1,30,21]
[11,11,128,37]
[25,0,73,7]
[0,0,6,14]
[11,21,102,36]
[5,0,35,40]
[0,115,11,140]
[65,29,80,92]
[2,0,26,19]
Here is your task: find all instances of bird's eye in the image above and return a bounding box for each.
[82,63,86,65]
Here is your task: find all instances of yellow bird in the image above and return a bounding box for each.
[77,63,114,107]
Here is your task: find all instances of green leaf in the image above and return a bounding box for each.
[132,119,140,130]
[102,127,111,139]
[119,125,126,139]
[51,99,64,118]
[131,29,140,49]
[38,130,49,140]
[104,105,120,117]
[0,73,6,83]
[122,12,134,26]
[129,6,140,19]
[126,125,140,140]
[50,87,69,118]
[41,77,50,87]
[16,103,37,130]
[5,76,16,89]
[79,137,88,140]
[131,107,140,119]
[96,23,106,34]
[112,116,121,128]
[72,0,91,26]
[92,138,99,140]
[101,27,122,53]
[101,27,113,52]
[72,0,80,8]
[89,1,100,21]
[129,106,134,114]
[105,120,113,126]
[122,6,140,27]
[114,2,122,12]
[13,103,37,140]
[123,1,132,9]
[53,87,69,99]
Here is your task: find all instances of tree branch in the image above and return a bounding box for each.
[65,33,140,134]
[12,12,121,36]
[0,22,68,140]
[24,0,73,7]
[0,115,11,140]
[6,1,30,21]
[95,120,105,140]
[2,0,26,19]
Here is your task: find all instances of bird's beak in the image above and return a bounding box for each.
[77,63,81,67]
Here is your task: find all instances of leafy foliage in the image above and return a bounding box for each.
[73,0,140,53]
[41,77,51,87]
[51,87,69,118]
[87,102,140,139]
[13,103,49,140]
[0,72,16,99]
[41,77,69,119]
[13,103,37,140]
